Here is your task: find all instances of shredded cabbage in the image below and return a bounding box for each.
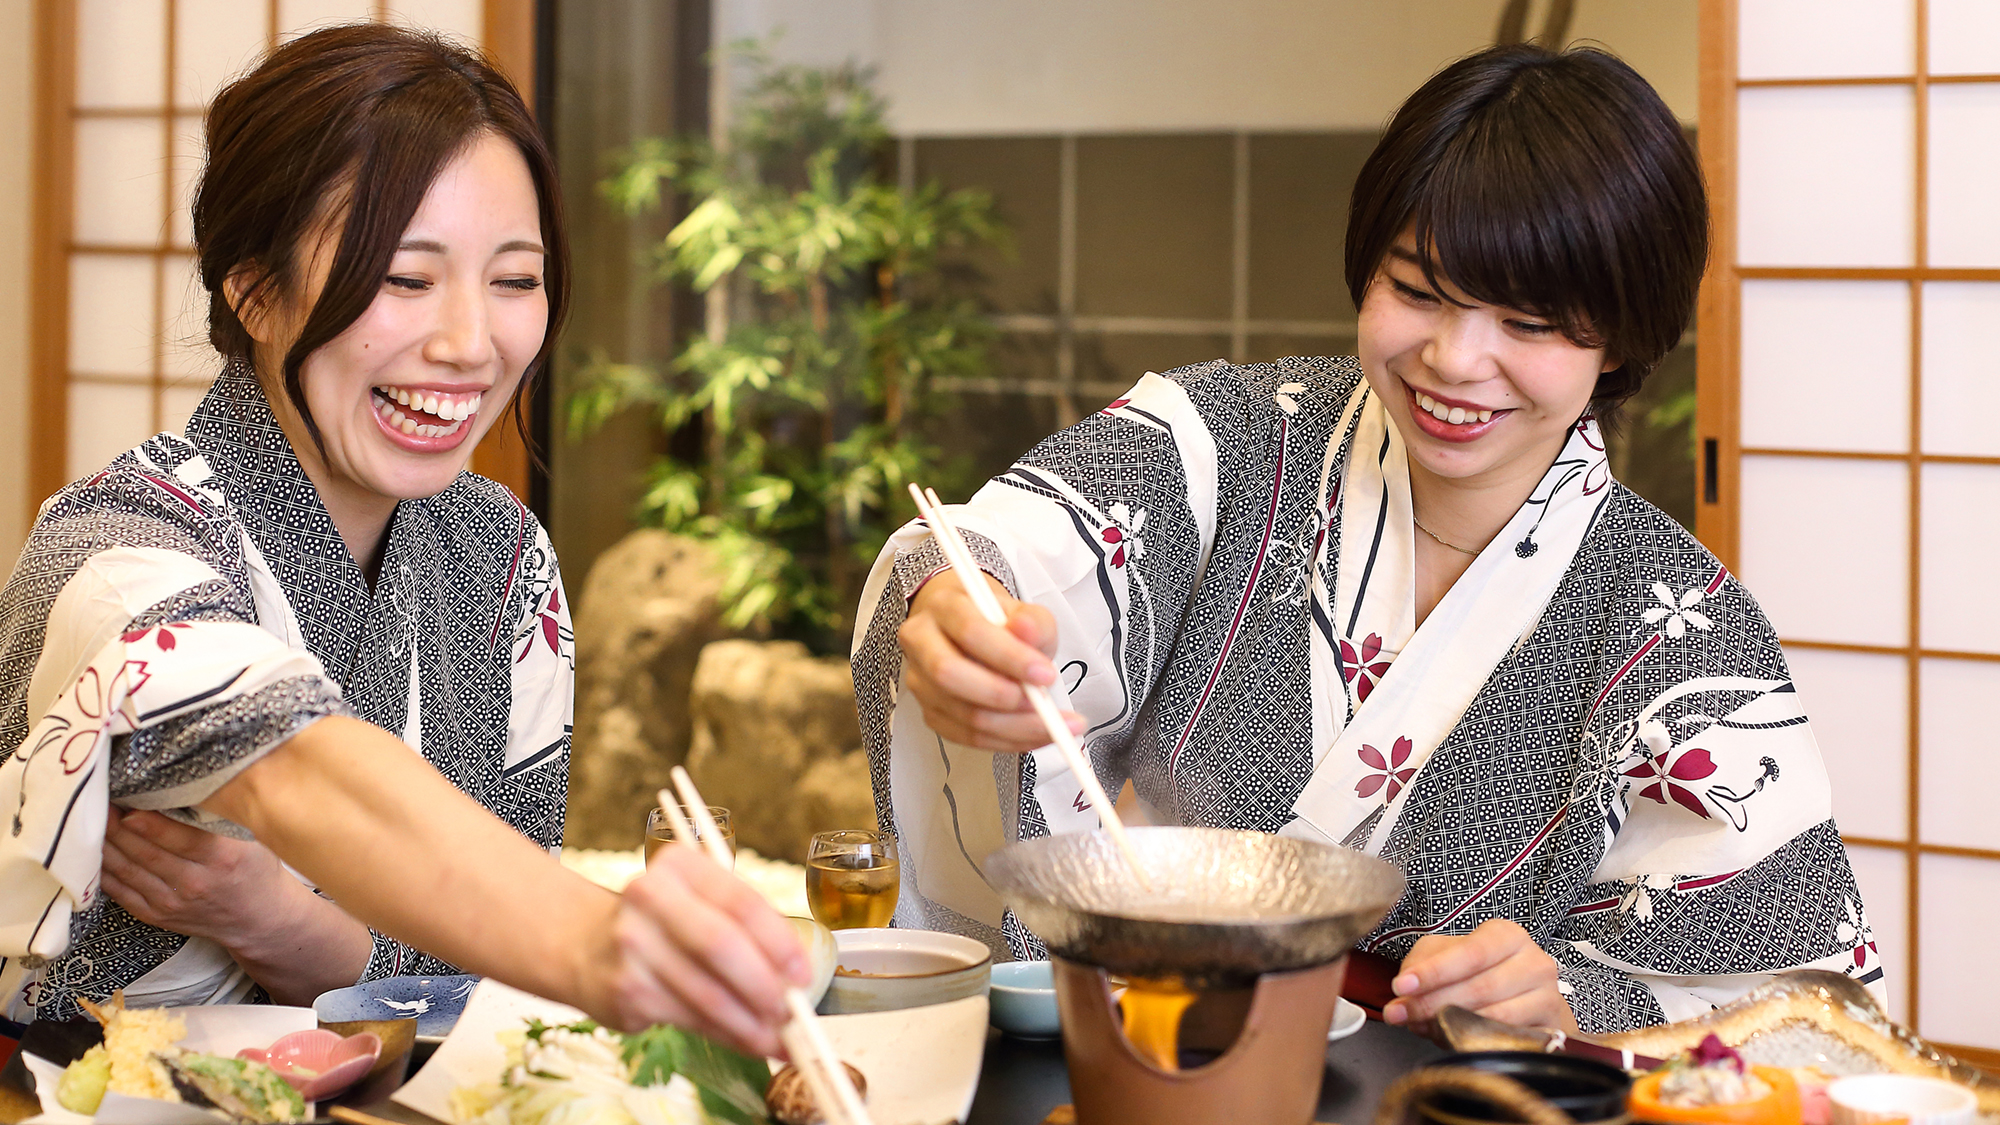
[451,1024,709,1125]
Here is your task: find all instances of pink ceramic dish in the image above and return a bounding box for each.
[237,1029,382,1102]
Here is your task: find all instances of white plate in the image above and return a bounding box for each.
[395,979,985,1125]
[1328,997,1366,1042]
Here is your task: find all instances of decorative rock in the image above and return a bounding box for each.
[686,639,876,862]
[564,530,729,850]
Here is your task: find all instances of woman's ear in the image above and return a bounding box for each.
[222,264,281,346]
[1600,350,1623,375]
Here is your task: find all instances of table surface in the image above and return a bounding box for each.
[964,1018,1444,1125]
[1,1015,1444,1125]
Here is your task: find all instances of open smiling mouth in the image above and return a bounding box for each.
[371,386,484,439]
[1405,384,1510,443]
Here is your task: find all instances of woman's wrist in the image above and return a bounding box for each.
[222,877,373,1003]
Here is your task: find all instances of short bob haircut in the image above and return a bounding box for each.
[1345,44,1707,421]
[192,23,568,453]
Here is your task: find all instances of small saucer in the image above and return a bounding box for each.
[238,1029,381,1102]
[1328,997,1365,1042]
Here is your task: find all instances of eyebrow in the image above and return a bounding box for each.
[396,239,547,255]
[1387,245,1424,264]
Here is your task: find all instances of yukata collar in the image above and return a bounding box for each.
[182,364,412,682]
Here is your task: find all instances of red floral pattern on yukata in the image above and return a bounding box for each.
[1624,746,1717,818]
[517,585,566,664]
[1356,735,1416,801]
[1100,503,1147,569]
[1338,632,1392,703]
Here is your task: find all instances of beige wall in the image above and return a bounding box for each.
[0,0,30,573]
[722,0,1698,133]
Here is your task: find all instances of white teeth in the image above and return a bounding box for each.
[422,393,439,415]
[388,408,407,427]
[1430,400,1451,421]
[1447,406,1467,424]
[1478,410,1492,423]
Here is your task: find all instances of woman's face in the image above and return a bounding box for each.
[260,131,548,508]
[1357,236,1615,492]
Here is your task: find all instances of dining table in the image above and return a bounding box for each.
[0,1014,1445,1125]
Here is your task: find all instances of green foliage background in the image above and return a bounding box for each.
[573,48,1005,650]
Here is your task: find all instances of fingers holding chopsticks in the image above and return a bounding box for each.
[900,571,1084,754]
[610,845,810,1055]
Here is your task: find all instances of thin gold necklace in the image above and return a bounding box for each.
[1412,514,1481,556]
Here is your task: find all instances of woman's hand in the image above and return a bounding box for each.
[600,847,810,1057]
[898,571,1082,754]
[1382,918,1578,1035]
[101,808,291,941]
[100,807,372,1004]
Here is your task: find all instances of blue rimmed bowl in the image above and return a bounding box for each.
[313,974,479,1043]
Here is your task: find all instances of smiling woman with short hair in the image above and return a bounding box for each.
[0,23,805,1054]
[859,43,1879,1035]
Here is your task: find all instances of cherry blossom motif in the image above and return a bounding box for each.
[120,622,192,652]
[1644,582,1714,639]
[1101,502,1147,568]
[1338,633,1392,703]
[1355,736,1416,801]
[1624,745,1717,818]
[1836,897,1878,971]
[1100,398,1131,416]
[1273,382,1307,416]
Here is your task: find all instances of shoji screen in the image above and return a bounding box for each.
[1699,0,2000,1063]
[31,0,507,506]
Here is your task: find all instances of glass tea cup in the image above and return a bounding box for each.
[805,829,899,930]
[645,804,735,867]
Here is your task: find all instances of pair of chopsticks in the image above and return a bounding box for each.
[905,483,1149,888]
[656,767,874,1125]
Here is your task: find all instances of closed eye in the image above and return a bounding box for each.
[1507,317,1558,336]
[1390,278,1440,305]
[496,276,543,292]
[385,275,431,292]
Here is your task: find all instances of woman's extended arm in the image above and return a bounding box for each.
[199,714,808,1052]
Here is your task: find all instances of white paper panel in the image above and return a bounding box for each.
[1739,456,1907,647]
[1789,648,1907,840]
[278,0,378,41]
[1919,658,2000,850]
[175,0,269,109]
[162,254,217,381]
[72,118,167,247]
[1738,0,1913,79]
[1927,84,2000,269]
[75,0,166,109]
[1844,844,1906,1023]
[1738,86,1914,268]
[67,382,156,482]
[1739,280,1908,453]
[1919,464,2000,654]
[169,114,204,249]
[1930,0,2000,75]
[388,0,482,42]
[69,254,158,378]
[161,380,215,438]
[1918,853,2000,1049]
[1920,283,2000,457]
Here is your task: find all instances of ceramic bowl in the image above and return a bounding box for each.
[237,1029,380,1102]
[313,974,480,1042]
[1829,1075,1978,1125]
[988,960,1061,1039]
[818,928,992,1015]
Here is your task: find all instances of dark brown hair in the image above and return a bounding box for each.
[1345,44,1707,420]
[192,22,568,454]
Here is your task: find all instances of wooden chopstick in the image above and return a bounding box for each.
[664,768,875,1125]
[907,484,1151,887]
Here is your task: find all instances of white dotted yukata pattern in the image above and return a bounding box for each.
[0,365,574,1020]
[851,356,1881,1033]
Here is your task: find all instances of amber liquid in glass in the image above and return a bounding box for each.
[644,827,734,865]
[805,853,900,929]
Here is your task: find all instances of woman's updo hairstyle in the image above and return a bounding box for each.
[192,22,568,449]
[1345,44,1707,422]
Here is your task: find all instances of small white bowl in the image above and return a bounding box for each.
[989,960,1061,1039]
[819,928,992,1015]
[1828,1074,1977,1125]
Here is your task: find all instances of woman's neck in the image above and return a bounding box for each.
[1405,429,1568,627]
